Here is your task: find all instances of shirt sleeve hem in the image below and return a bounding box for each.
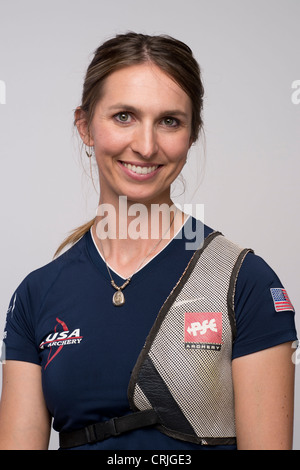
[3,350,40,366]
[232,329,298,360]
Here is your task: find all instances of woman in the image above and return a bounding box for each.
[0,33,297,450]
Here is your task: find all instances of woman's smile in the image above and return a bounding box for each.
[118,161,162,180]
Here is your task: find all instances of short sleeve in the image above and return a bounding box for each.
[232,252,297,359]
[1,281,40,365]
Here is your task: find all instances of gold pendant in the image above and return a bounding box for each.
[112,290,125,306]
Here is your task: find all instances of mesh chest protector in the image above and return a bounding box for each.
[127,231,252,446]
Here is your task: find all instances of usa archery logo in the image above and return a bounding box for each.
[184,312,222,350]
[39,318,83,369]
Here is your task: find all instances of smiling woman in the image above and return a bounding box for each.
[53,33,203,257]
[0,32,297,451]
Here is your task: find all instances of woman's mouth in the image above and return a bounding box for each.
[118,161,162,180]
[121,162,159,175]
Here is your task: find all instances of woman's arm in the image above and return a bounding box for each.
[0,360,51,450]
[232,342,295,450]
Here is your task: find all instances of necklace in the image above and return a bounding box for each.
[98,209,177,306]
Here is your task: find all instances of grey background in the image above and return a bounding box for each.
[0,0,299,450]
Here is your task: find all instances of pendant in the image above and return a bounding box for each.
[112,289,125,306]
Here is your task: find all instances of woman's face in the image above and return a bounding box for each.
[81,63,193,206]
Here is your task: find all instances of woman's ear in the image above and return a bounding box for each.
[74,107,94,146]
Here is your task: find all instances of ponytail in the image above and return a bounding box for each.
[54,218,96,258]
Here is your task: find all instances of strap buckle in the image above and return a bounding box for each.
[84,417,120,444]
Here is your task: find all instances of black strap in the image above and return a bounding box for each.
[59,409,160,449]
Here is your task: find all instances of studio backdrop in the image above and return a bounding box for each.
[0,0,299,450]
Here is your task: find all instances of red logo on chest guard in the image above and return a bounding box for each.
[184,312,222,350]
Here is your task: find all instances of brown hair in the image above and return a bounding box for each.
[55,32,205,257]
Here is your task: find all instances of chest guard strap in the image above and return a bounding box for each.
[59,409,160,448]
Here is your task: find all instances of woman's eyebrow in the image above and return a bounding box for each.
[107,104,138,113]
[107,103,189,118]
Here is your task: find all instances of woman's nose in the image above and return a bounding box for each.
[130,124,159,159]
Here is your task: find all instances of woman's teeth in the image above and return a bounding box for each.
[122,162,159,175]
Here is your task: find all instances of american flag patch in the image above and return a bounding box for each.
[270,288,294,313]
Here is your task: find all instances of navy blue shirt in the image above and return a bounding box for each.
[1,218,297,450]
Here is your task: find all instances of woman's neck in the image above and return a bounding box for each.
[91,196,186,278]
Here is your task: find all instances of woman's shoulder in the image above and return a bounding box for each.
[232,249,296,358]
[15,233,89,300]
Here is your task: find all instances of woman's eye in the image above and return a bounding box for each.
[162,117,179,127]
[115,112,131,123]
